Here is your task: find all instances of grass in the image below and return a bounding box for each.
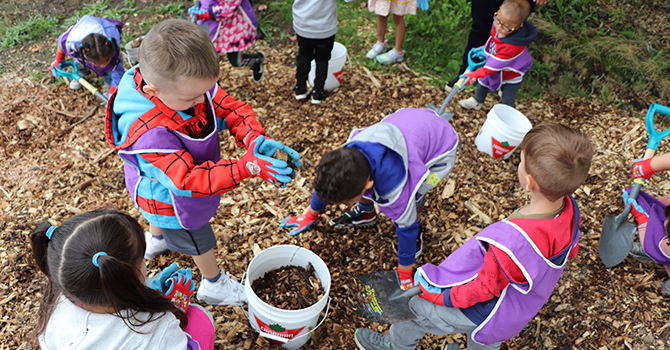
[1,15,59,48]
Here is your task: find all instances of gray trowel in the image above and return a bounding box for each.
[351,270,421,324]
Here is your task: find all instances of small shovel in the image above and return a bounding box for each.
[51,61,108,103]
[599,103,670,268]
[351,270,421,323]
[428,47,486,121]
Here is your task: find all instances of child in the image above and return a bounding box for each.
[353,123,593,350]
[365,0,419,64]
[51,15,124,97]
[31,208,216,349]
[280,107,458,290]
[456,0,537,110]
[628,154,670,294]
[188,0,266,82]
[105,19,301,306]
[292,0,338,104]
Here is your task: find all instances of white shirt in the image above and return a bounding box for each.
[39,295,188,350]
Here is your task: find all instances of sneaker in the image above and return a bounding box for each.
[294,86,309,100]
[354,328,393,350]
[329,206,378,228]
[311,90,325,104]
[498,89,503,99]
[458,97,483,110]
[196,272,247,306]
[629,242,654,264]
[366,41,388,59]
[144,232,169,259]
[376,48,404,65]
[69,79,82,90]
[251,51,266,83]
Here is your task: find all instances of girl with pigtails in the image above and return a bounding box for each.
[50,15,125,97]
[31,208,215,350]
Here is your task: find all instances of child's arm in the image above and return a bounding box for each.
[632,153,670,179]
[110,59,125,87]
[210,86,264,146]
[279,192,327,235]
[50,43,66,74]
[461,43,527,85]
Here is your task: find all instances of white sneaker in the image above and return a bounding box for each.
[144,231,169,259]
[498,90,502,99]
[197,272,247,306]
[458,97,483,110]
[444,84,453,93]
[69,80,82,90]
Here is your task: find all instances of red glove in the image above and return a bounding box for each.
[632,158,656,179]
[459,68,488,87]
[417,281,446,305]
[237,135,294,185]
[164,275,195,313]
[279,210,318,236]
[51,51,65,77]
[398,267,415,290]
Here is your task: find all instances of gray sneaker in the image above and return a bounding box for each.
[629,242,654,264]
[354,328,393,350]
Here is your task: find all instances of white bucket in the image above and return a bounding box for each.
[124,37,144,66]
[244,245,331,349]
[308,42,347,90]
[474,104,533,159]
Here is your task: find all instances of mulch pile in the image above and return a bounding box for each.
[2,39,670,350]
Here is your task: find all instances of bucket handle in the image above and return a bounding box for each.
[239,271,332,344]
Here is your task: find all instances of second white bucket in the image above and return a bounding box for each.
[245,245,331,349]
[308,42,347,90]
[474,104,533,159]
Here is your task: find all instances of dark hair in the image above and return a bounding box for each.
[78,33,119,68]
[31,208,186,337]
[314,147,371,203]
[501,0,531,23]
[519,123,593,201]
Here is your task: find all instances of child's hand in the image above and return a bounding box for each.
[459,69,486,87]
[398,266,415,290]
[415,271,446,305]
[50,52,65,77]
[279,210,318,235]
[247,132,302,168]
[150,263,195,313]
[632,158,655,179]
[188,6,217,20]
[417,0,429,11]
[238,135,296,186]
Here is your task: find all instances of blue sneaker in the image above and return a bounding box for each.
[376,48,404,65]
[366,41,388,59]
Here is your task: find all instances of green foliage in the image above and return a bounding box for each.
[62,0,138,28]
[154,2,184,15]
[1,15,59,48]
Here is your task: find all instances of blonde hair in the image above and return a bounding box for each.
[520,123,593,201]
[139,19,219,88]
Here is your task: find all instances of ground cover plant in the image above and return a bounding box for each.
[1,0,670,349]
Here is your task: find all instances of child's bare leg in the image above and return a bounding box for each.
[393,14,406,52]
[192,248,220,280]
[149,223,162,237]
[377,15,389,44]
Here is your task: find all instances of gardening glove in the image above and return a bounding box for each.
[51,52,65,77]
[189,6,219,20]
[632,158,656,180]
[622,190,648,224]
[279,210,319,236]
[469,46,486,62]
[237,135,295,186]
[417,0,429,11]
[150,263,196,313]
[397,266,415,290]
[246,132,302,168]
[459,68,487,87]
[415,271,446,305]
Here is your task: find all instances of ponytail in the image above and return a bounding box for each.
[30,221,61,337]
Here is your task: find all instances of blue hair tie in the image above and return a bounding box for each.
[92,252,108,267]
[79,43,84,47]
[108,37,112,42]
[46,226,58,240]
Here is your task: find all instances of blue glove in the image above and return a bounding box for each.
[622,190,646,215]
[417,0,429,11]
[238,135,297,187]
[250,133,303,168]
[414,270,444,294]
[150,263,196,313]
[150,263,195,293]
[469,46,486,61]
[188,6,207,20]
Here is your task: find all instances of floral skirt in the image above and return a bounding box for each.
[369,0,417,16]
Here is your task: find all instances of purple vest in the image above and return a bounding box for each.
[479,36,533,91]
[118,86,222,230]
[345,108,459,228]
[626,189,670,265]
[198,0,258,40]
[418,199,579,345]
[58,15,123,77]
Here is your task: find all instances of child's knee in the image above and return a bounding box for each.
[393,14,405,24]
